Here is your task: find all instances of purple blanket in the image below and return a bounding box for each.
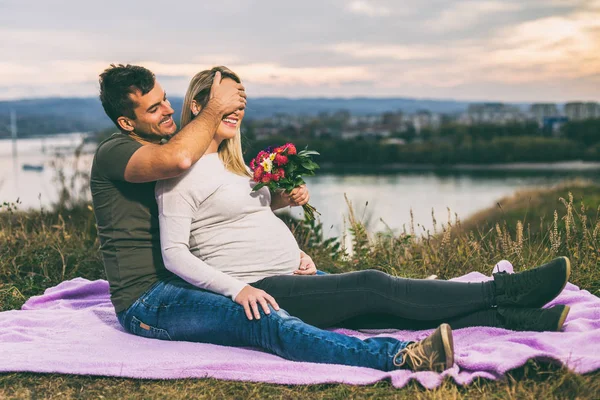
[1,263,599,389]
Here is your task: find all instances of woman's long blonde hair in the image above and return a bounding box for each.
[181,66,250,177]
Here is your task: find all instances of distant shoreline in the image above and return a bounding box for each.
[2,134,599,173]
[319,160,600,172]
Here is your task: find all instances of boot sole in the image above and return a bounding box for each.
[556,305,570,331]
[539,256,571,307]
[558,256,571,295]
[439,323,454,370]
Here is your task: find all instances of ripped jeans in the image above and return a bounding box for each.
[116,276,409,371]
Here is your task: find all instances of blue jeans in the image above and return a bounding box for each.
[117,276,409,371]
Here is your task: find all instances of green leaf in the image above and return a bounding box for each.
[298,150,320,157]
[306,160,320,169]
[253,182,266,191]
[301,161,315,170]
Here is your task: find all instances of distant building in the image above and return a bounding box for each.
[340,130,361,140]
[564,102,600,120]
[543,116,568,136]
[381,111,403,130]
[466,103,525,124]
[340,128,390,140]
[530,103,559,123]
[254,127,279,140]
[411,110,441,133]
[381,137,406,146]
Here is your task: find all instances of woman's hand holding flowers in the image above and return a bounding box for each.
[250,143,320,220]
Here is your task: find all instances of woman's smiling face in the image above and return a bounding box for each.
[215,78,245,141]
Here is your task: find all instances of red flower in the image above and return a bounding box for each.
[250,158,257,170]
[257,150,269,163]
[274,154,288,166]
[271,168,285,181]
[261,173,272,183]
[253,165,264,182]
[285,143,297,155]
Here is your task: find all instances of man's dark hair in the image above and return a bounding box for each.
[99,64,156,128]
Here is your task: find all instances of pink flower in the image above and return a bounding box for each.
[253,166,264,182]
[272,168,285,181]
[274,154,288,166]
[285,143,297,155]
[261,173,272,183]
[257,150,269,163]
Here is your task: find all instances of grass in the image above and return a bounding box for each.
[1,180,599,399]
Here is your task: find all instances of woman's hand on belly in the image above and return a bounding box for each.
[293,251,317,275]
[234,285,280,320]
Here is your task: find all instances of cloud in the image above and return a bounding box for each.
[329,3,600,93]
[0,0,598,102]
[427,1,522,32]
[0,61,108,86]
[143,62,372,86]
[330,43,444,61]
[481,9,600,81]
[0,61,372,99]
[346,1,392,17]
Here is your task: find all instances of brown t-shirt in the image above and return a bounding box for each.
[90,133,173,312]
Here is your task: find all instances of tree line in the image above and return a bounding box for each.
[241,119,600,165]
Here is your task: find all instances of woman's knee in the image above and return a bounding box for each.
[354,269,390,286]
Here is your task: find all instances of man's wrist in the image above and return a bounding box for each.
[204,98,225,119]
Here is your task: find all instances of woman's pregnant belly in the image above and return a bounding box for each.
[191,210,301,282]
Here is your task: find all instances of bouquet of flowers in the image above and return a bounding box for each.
[249,142,320,220]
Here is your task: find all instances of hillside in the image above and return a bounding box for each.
[1,96,480,137]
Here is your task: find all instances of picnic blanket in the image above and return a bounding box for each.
[1,261,599,389]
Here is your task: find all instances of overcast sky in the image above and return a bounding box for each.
[1,0,599,102]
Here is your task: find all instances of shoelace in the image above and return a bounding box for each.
[393,342,437,369]
[499,271,542,298]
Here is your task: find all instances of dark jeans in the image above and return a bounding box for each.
[251,269,497,329]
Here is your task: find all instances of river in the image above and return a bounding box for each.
[1,134,599,237]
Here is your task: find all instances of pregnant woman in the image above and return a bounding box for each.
[144,66,571,373]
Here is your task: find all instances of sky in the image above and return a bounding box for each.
[1,0,599,102]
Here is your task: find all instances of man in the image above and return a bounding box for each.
[90,63,455,372]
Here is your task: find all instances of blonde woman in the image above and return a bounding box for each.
[149,66,571,372]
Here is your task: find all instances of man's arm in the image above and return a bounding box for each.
[124,72,246,183]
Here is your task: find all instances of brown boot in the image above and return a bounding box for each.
[393,323,454,372]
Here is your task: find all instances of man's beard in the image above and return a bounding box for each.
[132,129,175,143]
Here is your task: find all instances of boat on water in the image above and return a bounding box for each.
[22,164,44,172]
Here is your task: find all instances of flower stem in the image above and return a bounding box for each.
[302,203,320,221]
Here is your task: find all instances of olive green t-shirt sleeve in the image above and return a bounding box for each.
[96,134,142,181]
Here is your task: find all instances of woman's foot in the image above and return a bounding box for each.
[497,305,570,332]
[494,256,571,308]
[393,324,454,372]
